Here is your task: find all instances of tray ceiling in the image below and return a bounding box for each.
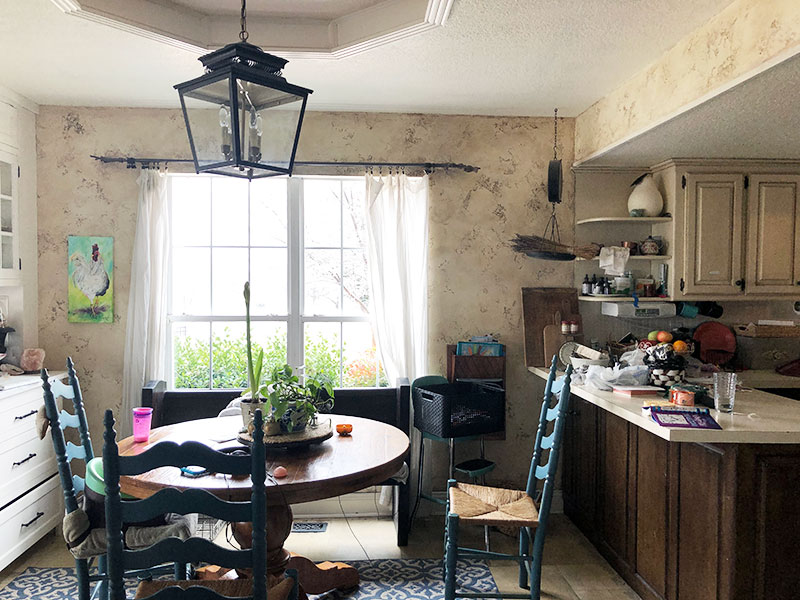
[51,0,455,58]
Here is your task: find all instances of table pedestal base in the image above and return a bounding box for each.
[233,502,360,594]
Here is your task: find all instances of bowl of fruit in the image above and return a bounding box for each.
[642,331,688,388]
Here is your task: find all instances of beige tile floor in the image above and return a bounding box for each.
[0,515,641,600]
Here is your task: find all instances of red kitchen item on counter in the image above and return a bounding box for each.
[693,322,736,365]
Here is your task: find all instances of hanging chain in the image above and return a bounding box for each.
[553,107,558,160]
[543,203,561,242]
[240,0,249,41]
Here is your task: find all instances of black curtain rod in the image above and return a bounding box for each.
[89,155,479,173]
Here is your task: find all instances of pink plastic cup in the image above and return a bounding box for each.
[132,407,153,443]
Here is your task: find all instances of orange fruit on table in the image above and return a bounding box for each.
[673,340,688,352]
[657,331,673,343]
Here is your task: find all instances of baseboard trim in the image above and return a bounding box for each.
[292,489,393,519]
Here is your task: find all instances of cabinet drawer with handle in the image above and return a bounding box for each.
[0,433,56,509]
[0,475,61,572]
[0,380,65,443]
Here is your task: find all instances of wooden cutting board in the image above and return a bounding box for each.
[543,324,566,366]
[521,287,580,367]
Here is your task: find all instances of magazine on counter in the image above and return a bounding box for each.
[650,406,722,430]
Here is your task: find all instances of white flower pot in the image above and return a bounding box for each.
[627,174,663,217]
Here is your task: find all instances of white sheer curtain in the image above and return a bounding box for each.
[120,170,171,436]
[364,172,429,383]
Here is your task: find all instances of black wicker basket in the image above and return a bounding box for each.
[413,382,505,438]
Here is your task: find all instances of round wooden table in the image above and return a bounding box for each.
[117,415,409,593]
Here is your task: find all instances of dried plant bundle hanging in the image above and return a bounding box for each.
[511,234,601,261]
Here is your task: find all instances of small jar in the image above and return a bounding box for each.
[561,321,570,335]
[569,321,579,334]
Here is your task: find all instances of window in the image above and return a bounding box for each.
[168,174,387,389]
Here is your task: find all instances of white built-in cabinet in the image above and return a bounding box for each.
[0,94,38,353]
[0,148,20,281]
[0,94,48,571]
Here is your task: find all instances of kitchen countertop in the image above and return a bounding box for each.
[529,366,800,444]
[736,369,800,389]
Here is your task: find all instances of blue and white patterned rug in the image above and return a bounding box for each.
[0,559,497,600]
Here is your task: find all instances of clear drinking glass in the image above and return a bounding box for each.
[713,372,737,413]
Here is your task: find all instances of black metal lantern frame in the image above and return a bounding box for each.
[175,41,313,179]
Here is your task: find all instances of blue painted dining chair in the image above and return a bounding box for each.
[442,357,573,600]
[41,358,108,600]
[103,408,299,600]
[41,358,181,600]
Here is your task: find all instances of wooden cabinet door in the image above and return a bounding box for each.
[682,173,745,296]
[598,411,630,562]
[746,174,800,294]
[562,396,598,538]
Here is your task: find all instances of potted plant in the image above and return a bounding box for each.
[265,364,335,433]
[240,282,284,435]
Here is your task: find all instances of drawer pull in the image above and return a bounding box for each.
[12,452,36,467]
[21,512,44,528]
[14,410,37,421]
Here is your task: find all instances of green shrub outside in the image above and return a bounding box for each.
[173,327,387,388]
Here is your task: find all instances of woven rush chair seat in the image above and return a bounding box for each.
[135,574,296,600]
[448,482,539,527]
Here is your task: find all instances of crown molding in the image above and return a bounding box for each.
[51,0,456,58]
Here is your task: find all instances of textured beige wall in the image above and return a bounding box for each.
[37,107,574,486]
[575,0,800,161]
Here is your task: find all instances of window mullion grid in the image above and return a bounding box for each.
[166,179,175,388]
[340,181,346,386]
[288,178,303,371]
[208,179,214,389]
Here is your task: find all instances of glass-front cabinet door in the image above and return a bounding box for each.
[0,150,18,279]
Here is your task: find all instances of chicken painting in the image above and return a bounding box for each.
[68,236,114,323]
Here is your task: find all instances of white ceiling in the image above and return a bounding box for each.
[165,0,382,19]
[578,51,800,168]
[0,0,736,116]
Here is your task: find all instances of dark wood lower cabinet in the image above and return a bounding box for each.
[562,395,800,600]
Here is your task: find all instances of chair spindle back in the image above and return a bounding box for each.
[41,358,93,513]
[103,409,269,600]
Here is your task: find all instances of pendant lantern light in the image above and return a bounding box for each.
[174,0,313,179]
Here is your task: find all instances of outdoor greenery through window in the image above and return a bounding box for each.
[168,174,387,389]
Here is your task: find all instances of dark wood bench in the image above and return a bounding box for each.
[141,380,412,546]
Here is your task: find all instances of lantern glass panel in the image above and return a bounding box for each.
[181,76,236,169]
[236,78,304,171]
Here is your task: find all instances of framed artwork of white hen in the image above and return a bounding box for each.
[68,235,113,323]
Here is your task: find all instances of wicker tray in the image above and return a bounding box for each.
[237,418,332,450]
[734,323,800,338]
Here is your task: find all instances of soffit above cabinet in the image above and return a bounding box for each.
[576,51,800,168]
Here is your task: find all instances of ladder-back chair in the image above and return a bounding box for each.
[103,409,298,600]
[443,358,573,600]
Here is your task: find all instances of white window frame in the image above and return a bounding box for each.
[166,173,374,389]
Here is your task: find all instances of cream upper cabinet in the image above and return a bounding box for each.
[746,174,800,294]
[682,173,745,296]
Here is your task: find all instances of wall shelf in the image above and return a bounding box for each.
[576,255,672,262]
[578,296,672,303]
[576,217,672,225]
